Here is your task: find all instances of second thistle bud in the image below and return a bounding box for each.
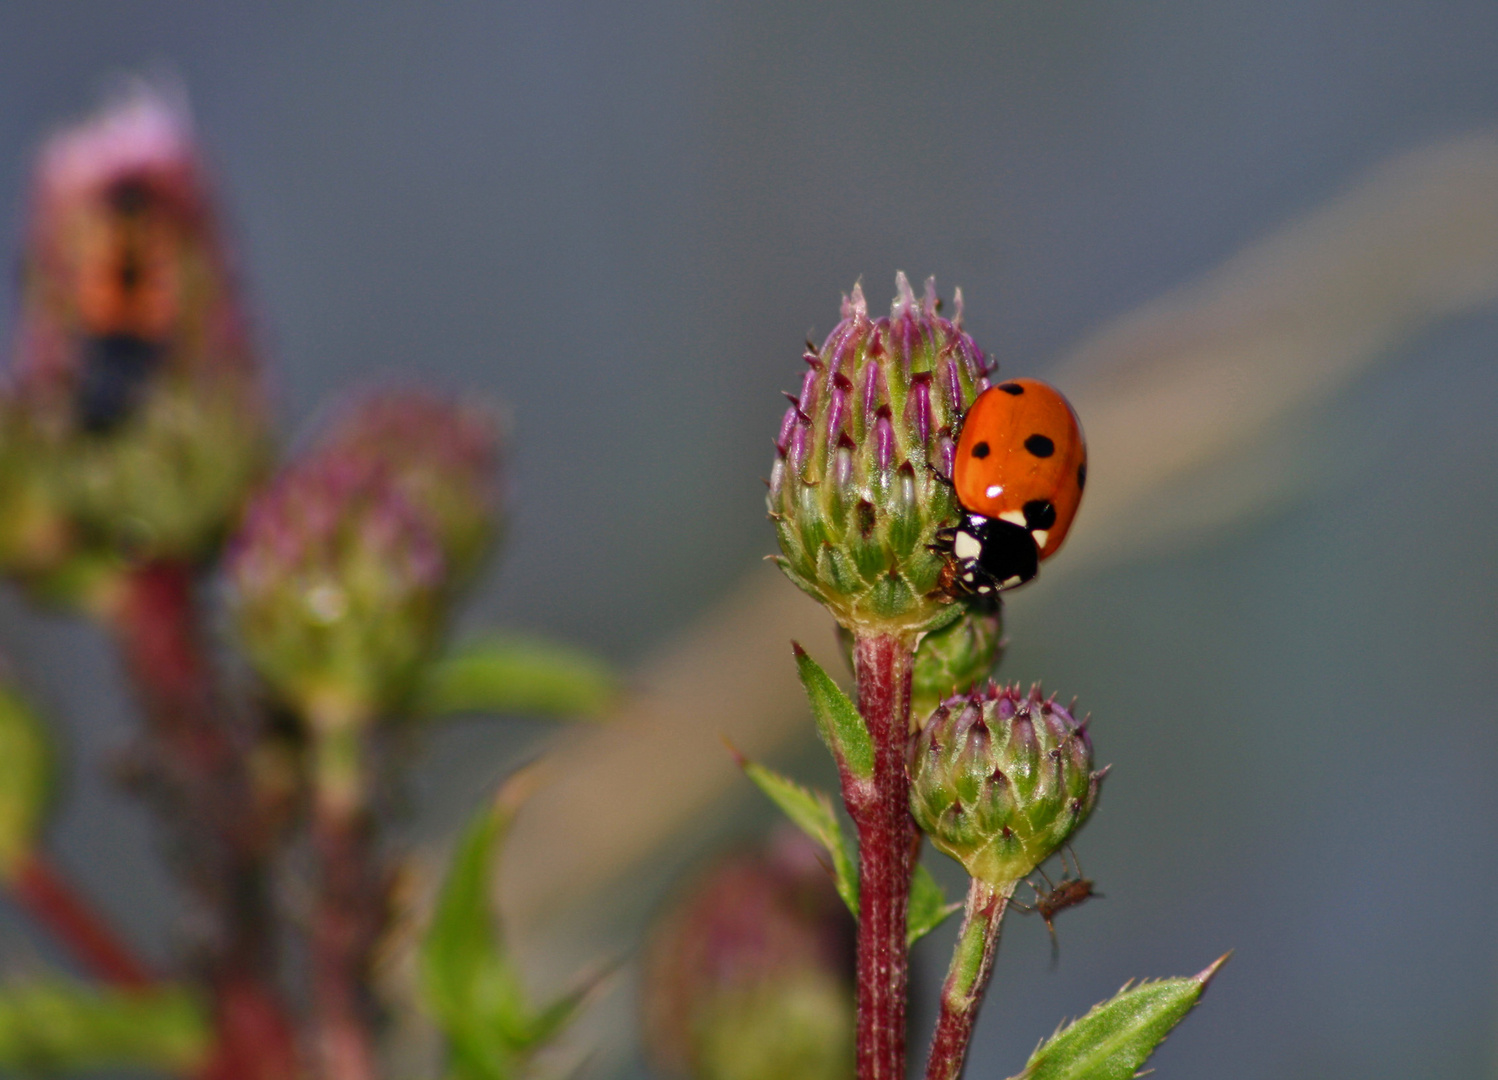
[910,684,1104,887]
[768,274,992,637]
[227,392,501,720]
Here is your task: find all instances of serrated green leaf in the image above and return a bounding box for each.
[907,864,961,946]
[413,634,617,721]
[740,760,860,918]
[421,773,589,1080]
[792,644,874,781]
[0,982,209,1072]
[1012,954,1229,1080]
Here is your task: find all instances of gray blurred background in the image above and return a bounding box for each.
[1,3,1497,1079]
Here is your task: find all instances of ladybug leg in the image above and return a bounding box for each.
[923,458,954,487]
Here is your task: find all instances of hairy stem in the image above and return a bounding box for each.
[10,851,153,988]
[309,707,382,1080]
[849,632,917,1080]
[923,878,1015,1080]
[109,562,297,1080]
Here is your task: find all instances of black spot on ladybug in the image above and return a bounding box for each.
[1024,434,1055,458]
[1023,499,1057,531]
[971,441,990,459]
[1076,462,1087,490]
[998,382,1024,395]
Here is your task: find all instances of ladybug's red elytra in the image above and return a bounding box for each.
[939,377,1086,594]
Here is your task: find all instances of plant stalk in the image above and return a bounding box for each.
[849,632,918,1080]
[109,561,297,1080]
[923,877,1015,1080]
[309,706,382,1080]
[10,850,154,988]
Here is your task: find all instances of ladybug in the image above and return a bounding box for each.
[72,177,178,433]
[938,377,1086,594]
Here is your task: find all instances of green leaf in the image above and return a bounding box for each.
[739,759,860,918]
[1012,954,1230,1080]
[0,684,52,879]
[0,982,209,1072]
[421,771,589,1080]
[907,864,961,946]
[792,643,874,782]
[413,633,617,721]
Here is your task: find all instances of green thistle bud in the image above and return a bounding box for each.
[4,86,270,566]
[228,452,447,721]
[910,601,1004,724]
[768,274,992,636]
[910,683,1105,887]
[227,393,501,720]
[642,832,855,1080]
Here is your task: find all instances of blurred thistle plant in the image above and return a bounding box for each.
[1,85,268,596]
[739,275,1227,1080]
[641,829,856,1080]
[0,84,614,1080]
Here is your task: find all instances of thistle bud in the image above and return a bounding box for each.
[227,451,446,721]
[4,85,269,565]
[910,684,1104,887]
[769,274,991,636]
[319,391,502,581]
[227,392,502,720]
[641,830,855,1080]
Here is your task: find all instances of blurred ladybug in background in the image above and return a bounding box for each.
[73,176,180,433]
[937,377,1086,595]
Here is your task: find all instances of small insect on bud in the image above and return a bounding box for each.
[909,684,1105,887]
[768,274,992,637]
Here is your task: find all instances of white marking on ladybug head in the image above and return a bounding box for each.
[953,531,982,561]
[1001,575,1022,588]
[1031,529,1049,548]
[985,484,1004,498]
[998,510,1026,528]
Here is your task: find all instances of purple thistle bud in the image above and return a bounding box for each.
[642,831,854,1080]
[319,389,503,581]
[766,276,992,635]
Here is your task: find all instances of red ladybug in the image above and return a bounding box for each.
[940,377,1086,594]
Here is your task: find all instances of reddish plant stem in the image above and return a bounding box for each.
[849,632,917,1080]
[923,879,1013,1080]
[9,850,154,988]
[110,562,297,1080]
[308,720,382,1080]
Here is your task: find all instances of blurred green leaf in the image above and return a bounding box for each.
[791,644,874,782]
[413,634,618,721]
[907,865,960,946]
[421,772,589,1080]
[739,759,859,919]
[1011,954,1229,1080]
[0,982,208,1073]
[0,683,53,879]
